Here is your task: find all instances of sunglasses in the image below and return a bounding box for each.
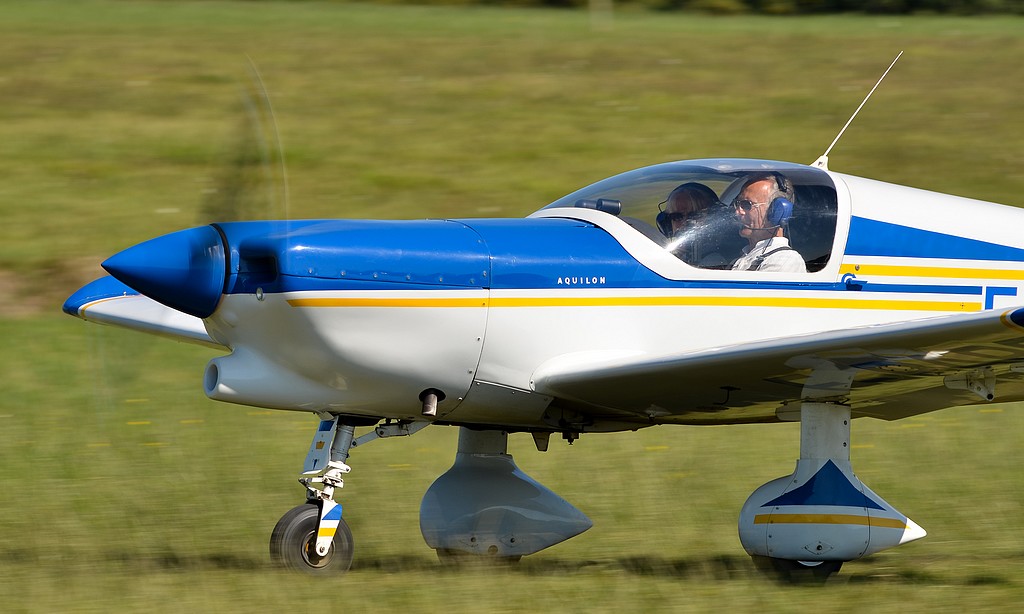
[663,210,706,224]
[732,198,766,212]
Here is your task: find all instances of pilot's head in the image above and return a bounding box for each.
[658,182,720,239]
[732,173,794,244]
[658,182,723,267]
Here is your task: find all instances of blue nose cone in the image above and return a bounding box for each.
[102,225,227,319]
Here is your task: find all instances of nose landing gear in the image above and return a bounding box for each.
[270,415,430,574]
[270,502,355,574]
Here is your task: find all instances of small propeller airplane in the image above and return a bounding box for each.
[64,57,1024,580]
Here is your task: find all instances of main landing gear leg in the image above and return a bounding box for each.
[738,363,927,583]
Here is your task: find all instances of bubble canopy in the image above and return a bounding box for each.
[537,159,839,272]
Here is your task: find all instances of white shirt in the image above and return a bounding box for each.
[731,237,806,273]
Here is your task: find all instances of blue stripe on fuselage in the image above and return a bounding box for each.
[846,217,1024,262]
[857,282,982,295]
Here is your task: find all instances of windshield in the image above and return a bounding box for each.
[539,159,838,272]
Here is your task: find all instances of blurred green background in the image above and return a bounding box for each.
[2,1,1023,611]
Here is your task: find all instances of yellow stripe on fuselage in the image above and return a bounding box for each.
[753,513,908,530]
[488,296,977,311]
[840,263,1024,281]
[288,296,978,312]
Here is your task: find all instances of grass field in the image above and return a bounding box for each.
[2,1,1024,611]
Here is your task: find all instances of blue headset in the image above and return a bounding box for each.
[764,174,794,228]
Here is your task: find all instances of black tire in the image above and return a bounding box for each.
[436,548,522,567]
[269,503,354,575]
[751,555,842,584]
[436,548,524,568]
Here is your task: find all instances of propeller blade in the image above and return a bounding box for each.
[199,59,289,223]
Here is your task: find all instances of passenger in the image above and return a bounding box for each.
[657,182,727,267]
[730,173,806,272]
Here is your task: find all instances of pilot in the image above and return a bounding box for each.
[730,173,806,273]
[657,182,728,267]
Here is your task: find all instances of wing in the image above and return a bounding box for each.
[64,276,225,350]
[532,307,1024,425]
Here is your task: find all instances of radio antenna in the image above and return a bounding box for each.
[812,51,903,170]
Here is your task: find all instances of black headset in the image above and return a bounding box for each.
[656,182,722,237]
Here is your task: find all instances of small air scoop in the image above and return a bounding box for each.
[102,225,227,319]
[574,198,622,215]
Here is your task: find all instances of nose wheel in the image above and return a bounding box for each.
[270,503,354,575]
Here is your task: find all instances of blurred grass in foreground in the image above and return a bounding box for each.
[2,1,1023,611]
[4,318,1023,610]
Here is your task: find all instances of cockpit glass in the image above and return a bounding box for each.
[538,160,839,272]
